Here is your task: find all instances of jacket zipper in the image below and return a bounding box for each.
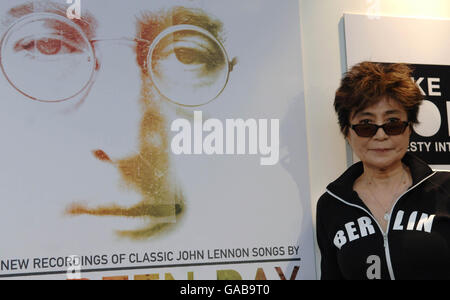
[325,171,436,280]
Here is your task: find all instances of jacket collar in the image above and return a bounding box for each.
[326,153,434,202]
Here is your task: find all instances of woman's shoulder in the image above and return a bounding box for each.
[317,163,364,214]
[316,189,345,215]
[429,170,450,195]
[432,169,450,181]
[317,190,333,209]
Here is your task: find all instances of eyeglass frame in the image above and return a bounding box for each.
[0,12,236,106]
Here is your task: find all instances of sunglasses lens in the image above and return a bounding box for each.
[354,124,377,137]
[384,121,407,135]
[352,121,408,137]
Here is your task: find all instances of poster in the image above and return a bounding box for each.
[344,13,450,170]
[408,64,450,165]
[0,0,315,280]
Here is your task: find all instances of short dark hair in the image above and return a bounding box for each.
[334,61,424,136]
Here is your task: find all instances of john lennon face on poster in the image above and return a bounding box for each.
[0,0,309,276]
[0,0,240,240]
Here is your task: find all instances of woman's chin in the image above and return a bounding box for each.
[358,149,403,169]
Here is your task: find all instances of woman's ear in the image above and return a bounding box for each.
[406,123,413,139]
[345,126,352,144]
[409,123,414,135]
[346,135,352,147]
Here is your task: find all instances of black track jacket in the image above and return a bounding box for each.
[316,153,450,280]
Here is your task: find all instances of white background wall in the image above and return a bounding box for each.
[298,0,450,278]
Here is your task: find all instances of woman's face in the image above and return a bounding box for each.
[346,97,411,171]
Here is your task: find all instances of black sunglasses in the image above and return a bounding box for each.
[350,121,410,137]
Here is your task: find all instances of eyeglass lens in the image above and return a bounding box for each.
[148,27,230,106]
[0,14,95,102]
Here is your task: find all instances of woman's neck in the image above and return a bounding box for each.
[361,161,409,188]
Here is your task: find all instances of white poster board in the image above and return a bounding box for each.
[0,0,316,280]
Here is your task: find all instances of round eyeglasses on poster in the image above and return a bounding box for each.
[0,13,235,107]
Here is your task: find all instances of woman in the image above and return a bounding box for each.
[316,62,450,280]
